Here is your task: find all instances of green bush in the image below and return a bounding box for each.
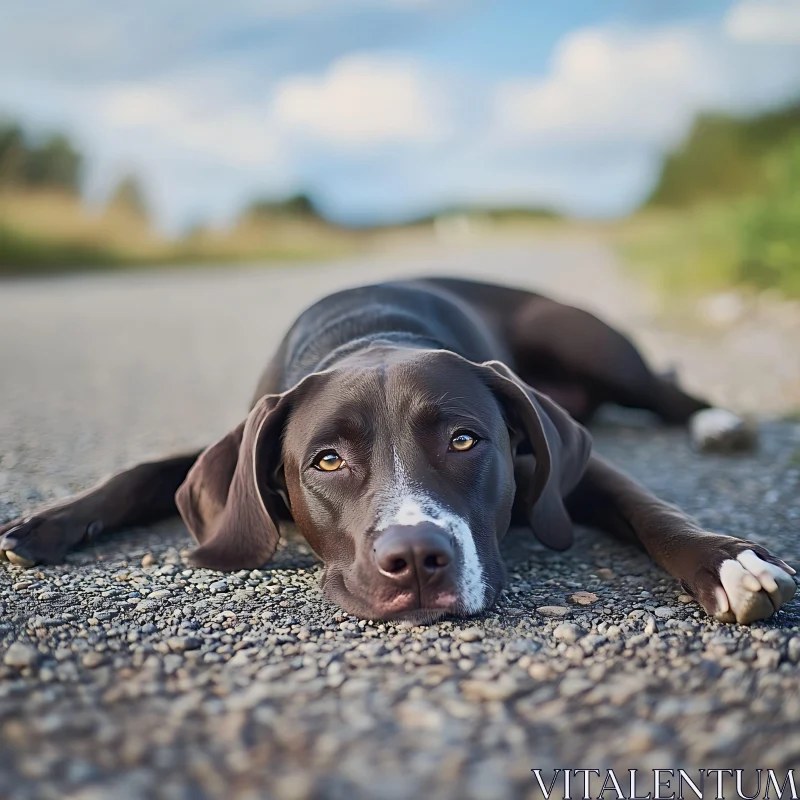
[647,104,800,208]
[0,225,121,274]
[737,139,800,296]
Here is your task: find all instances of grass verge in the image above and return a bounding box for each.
[0,191,362,276]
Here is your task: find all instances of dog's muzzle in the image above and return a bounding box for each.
[371,523,460,613]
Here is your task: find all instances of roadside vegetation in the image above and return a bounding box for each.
[0,191,362,274]
[617,102,800,299]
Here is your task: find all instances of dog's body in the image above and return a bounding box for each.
[1,278,795,624]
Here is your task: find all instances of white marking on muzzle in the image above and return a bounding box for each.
[374,449,486,613]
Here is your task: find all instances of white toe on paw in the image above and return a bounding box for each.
[716,550,797,624]
[689,408,757,453]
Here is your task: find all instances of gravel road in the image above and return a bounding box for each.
[1,237,800,800]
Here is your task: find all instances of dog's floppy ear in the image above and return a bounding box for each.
[176,372,326,571]
[175,394,285,571]
[481,360,592,550]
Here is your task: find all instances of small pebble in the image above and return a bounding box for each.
[461,677,524,702]
[457,627,485,642]
[81,652,106,669]
[537,606,569,618]
[553,623,581,643]
[570,591,598,605]
[755,648,781,669]
[788,638,800,664]
[3,642,39,669]
[168,636,202,653]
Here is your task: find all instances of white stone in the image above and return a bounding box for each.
[689,408,757,453]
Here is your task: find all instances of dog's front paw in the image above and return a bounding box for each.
[713,550,796,624]
[0,512,100,567]
[684,539,796,624]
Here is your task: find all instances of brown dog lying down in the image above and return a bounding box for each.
[1,278,795,624]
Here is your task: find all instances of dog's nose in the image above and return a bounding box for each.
[374,524,454,583]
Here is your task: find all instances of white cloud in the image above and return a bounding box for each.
[494,27,718,149]
[95,83,285,170]
[492,15,800,159]
[88,52,448,200]
[271,55,448,147]
[725,0,800,44]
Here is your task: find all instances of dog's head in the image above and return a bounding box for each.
[176,349,590,621]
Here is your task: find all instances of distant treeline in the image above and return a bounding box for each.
[208,194,561,230]
[405,204,560,227]
[241,193,324,223]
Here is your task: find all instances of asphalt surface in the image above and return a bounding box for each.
[1,237,799,800]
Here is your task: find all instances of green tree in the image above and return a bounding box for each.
[737,139,800,296]
[107,174,149,222]
[25,133,82,193]
[243,192,320,222]
[0,122,28,187]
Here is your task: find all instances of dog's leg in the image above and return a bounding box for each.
[509,300,709,424]
[565,454,796,624]
[0,453,201,566]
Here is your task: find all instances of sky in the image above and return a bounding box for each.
[1,0,799,231]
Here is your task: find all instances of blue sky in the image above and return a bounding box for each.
[1,0,799,230]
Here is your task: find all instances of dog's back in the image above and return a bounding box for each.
[261,280,517,395]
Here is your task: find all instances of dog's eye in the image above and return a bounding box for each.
[313,450,346,471]
[449,431,478,452]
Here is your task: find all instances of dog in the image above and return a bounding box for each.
[1,278,795,624]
